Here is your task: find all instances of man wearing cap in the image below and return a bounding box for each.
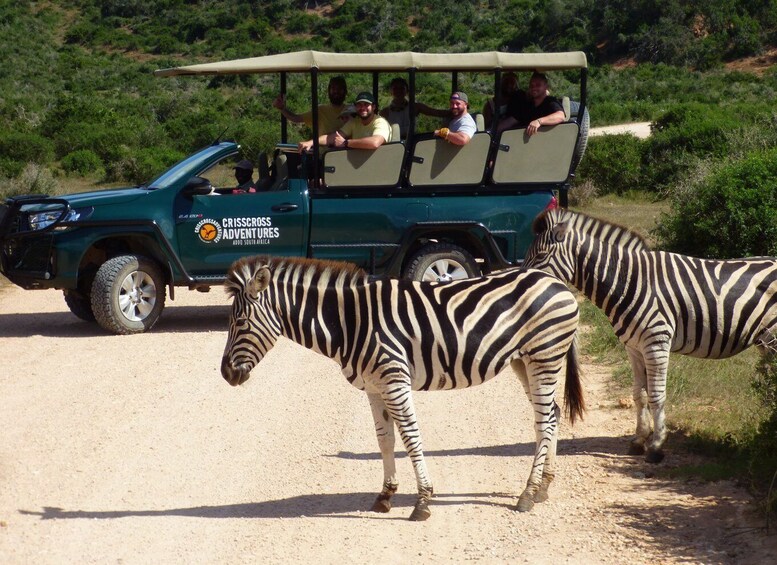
[231,160,256,194]
[272,76,348,135]
[433,91,477,146]
[297,91,392,153]
[498,72,565,136]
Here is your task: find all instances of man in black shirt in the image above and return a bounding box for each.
[497,72,566,136]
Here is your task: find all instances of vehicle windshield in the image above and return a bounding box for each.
[147,144,234,189]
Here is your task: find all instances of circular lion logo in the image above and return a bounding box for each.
[195,219,222,243]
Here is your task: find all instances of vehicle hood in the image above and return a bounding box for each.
[62,186,151,208]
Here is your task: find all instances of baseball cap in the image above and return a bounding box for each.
[354,91,375,104]
[450,91,469,103]
[233,159,254,171]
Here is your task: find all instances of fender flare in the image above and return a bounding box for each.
[381,221,511,278]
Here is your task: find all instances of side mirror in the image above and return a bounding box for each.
[183,176,213,196]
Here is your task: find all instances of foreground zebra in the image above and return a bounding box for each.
[221,256,584,521]
[523,208,777,463]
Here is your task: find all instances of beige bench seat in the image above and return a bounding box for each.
[492,122,579,184]
[409,132,491,187]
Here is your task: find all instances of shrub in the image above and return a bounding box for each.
[576,134,645,195]
[642,103,754,193]
[0,163,59,199]
[0,132,55,165]
[653,147,777,258]
[104,147,184,184]
[61,149,103,175]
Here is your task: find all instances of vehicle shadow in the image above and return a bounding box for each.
[0,305,230,338]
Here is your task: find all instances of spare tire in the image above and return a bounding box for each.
[568,100,590,173]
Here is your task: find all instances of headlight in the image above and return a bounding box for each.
[28,207,92,231]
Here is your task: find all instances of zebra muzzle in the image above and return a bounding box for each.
[221,356,251,386]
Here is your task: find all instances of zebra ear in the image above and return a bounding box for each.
[247,265,271,299]
[551,222,569,243]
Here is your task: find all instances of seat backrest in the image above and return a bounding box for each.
[492,122,579,184]
[408,132,491,187]
[390,122,401,141]
[474,113,485,132]
[323,142,405,188]
[266,153,288,191]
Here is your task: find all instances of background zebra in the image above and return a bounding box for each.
[523,208,777,463]
[221,255,584,521]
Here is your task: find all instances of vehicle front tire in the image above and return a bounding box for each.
[91,255,166,335]
[404,243,480,282]
[63,289,96,322]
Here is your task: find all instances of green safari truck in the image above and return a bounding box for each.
[0,50,589,334]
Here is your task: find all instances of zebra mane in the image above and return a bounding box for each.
[534,208,651,251]
[224,255,368,298]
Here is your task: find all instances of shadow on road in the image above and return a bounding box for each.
[0,305,230,338]
[19,491,516,522]
[332,434,633,461]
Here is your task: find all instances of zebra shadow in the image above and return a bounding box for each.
[18,491,516,522]
[332,435,632,460]
[0,305,230,338]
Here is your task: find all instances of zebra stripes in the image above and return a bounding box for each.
[221,255,584,520]
[523,208,777,462]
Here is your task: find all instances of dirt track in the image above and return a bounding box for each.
[1,283,776,563]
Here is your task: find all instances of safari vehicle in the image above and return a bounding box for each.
[0,50,588,334]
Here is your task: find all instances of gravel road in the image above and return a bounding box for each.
[1,283,775,564]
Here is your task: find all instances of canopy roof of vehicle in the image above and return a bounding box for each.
[154,50,587,77]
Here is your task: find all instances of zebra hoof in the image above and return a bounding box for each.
[370,495,392,513]
[645,448,665,464]
[409,500,431,521]
[515,493,535,513]
[533,489,550,503]
[628,442,646,456]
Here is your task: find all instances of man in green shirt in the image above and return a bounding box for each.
[273,76,348,135]
[298,91,392,153]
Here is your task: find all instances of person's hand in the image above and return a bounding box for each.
[332,131,347,148]
[272,94,286,110]
[298,140,313,153]
[526,119,541,136]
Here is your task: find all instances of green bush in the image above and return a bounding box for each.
[104,147,184,184]
[576,134,645,195]
[641,103,765,193]
[61,149,103,175]
[654,147,777,258]
[0,132,55,165]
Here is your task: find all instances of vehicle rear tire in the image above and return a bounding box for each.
[569,100,590,173]
[404,243,480,282]
[91,255,166,335]
[63,289,96,322]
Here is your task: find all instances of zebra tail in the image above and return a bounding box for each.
[564,334,586,424]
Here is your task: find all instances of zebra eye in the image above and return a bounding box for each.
[235,315,248,326]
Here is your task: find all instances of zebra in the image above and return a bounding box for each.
[523,208,777,463]
[221,255,584,521]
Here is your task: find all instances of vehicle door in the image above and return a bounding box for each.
[174,157,307,276]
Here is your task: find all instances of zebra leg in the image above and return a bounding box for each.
[511,358,556,504]
[366,392,399,513]
[515,361,560,513]
[644,347,670,463]
[625,346,651,456]
[380,385,434,521]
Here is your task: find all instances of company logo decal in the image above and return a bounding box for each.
[195,219,222,243]
[195,216,281,246]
